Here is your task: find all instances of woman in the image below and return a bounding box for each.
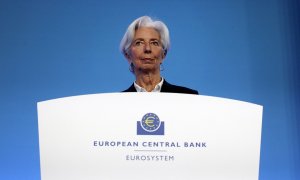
[120,16,198,94]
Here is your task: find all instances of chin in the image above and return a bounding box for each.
[139,66,158,72]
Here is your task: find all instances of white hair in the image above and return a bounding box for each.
[120,16,170,56]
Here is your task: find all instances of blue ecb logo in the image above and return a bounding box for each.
[137,113,164,135]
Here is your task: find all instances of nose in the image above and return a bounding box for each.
[144,43,152,54]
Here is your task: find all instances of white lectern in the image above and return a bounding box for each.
[38,93,263,180]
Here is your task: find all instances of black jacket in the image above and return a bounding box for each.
[123,80,198,95]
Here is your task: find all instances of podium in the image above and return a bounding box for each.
[38,93,263,180]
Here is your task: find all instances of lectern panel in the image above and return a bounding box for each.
[38,93,263,180]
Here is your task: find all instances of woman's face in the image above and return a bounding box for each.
[127,27,165,73]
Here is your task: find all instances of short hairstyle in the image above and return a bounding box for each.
[120,16,170,56]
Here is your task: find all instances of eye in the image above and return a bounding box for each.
[150,41,160,46]
[134,40,144,46]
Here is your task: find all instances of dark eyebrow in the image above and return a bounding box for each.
[133,38,160,41]
[133,38,144,41]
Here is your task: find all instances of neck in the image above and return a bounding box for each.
[135,72,161,92]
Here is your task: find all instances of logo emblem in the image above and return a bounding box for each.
[137,113,164,135]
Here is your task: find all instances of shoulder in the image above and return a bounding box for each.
[161,80,199,95]
[122,83,136,92]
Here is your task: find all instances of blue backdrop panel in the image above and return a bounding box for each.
[0,0,299,179]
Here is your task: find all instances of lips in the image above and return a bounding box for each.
[141,58,154,61]
[140,58,155,64]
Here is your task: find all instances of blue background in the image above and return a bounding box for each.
[0,0,299,179]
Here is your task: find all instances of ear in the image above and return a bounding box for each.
[164,49,168,57]
[124,52,132,63]
[161,49,167,60]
